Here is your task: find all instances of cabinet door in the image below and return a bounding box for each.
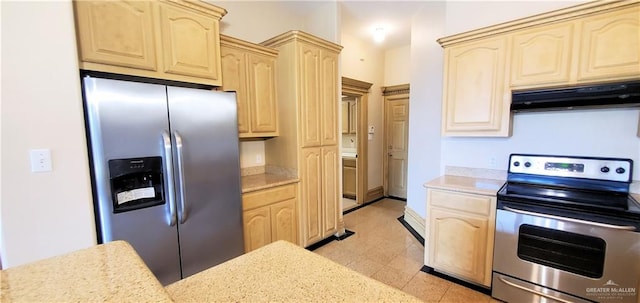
[342,161,356,198]
[429,208,488,285]
[220,46,249,134]
[248,53,278,135]
[321,146,339,237]
[442,37,510,137]
[74,1,157,71]
[577,5,640,82]
[270,199,297,245]
[157,2,221,81]
[511,23,574,87]
[243,207,272,253]
[349,101,357,134]
[299,44,322,147]
[341,102,349,134]
[321,50,339,146]
[300,148,322,246]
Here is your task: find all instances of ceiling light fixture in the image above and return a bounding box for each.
[373,27,385,43]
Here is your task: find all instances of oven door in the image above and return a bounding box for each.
[493,204,640,303]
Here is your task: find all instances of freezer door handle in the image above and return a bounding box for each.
[174,131,188,224]
[162,131,177,226]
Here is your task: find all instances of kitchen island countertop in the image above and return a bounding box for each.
[0,241,173,303]
[165,240,422,302]
[424,175,505,196]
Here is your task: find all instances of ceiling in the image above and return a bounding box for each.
[276,1,427,50]
[339,1,426,50]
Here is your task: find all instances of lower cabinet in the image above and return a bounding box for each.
[242,183,298,252]
[342,157,356,199]
[425,188,496,287]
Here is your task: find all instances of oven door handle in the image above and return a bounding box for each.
[503,206,637,231]
[498,276,574,303]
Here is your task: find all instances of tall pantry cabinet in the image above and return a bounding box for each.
[262,31,343,247]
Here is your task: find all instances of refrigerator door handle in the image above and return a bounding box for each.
[174,131,188,224]
[162,131,177,226]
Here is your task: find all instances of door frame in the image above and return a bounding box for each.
[382,84,410,198]
[341,77,372,206]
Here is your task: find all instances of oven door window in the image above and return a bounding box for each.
[517,224,606,278]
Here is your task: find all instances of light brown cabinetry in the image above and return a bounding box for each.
[341,101,357,134]
[242,183,297,253]
[73,0,225,86]
[220,35,279,138]
[262,31,342,247]
[577,5,640,83]
[441,36,511,137]
[342,157,356,199]
[510,23,575,88]
[438,1,639,137]
[425,188,496,287]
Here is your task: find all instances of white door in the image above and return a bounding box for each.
[386,97,409,198]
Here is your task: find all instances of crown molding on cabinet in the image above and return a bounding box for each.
[438,0,639,47]
[261,30,343,53]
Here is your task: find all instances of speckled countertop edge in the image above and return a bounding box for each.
[424,175,506,196]
[241,173,299,193]
[1,241,173,303]
[165,240,422,303]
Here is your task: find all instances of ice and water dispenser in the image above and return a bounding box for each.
[108,157,164,213]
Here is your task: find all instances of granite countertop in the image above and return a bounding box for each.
[165,240,422,302]
[241,173,299,193]
[0,241,173,303]
[424,175,506,196]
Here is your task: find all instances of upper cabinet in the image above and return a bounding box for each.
[341,100,357,134]
[73,0,226,86]
[220,35,279,138]
[439,1,640,137]
[577,5,640,83]
[510,23,575,88]
[441,36,511,137]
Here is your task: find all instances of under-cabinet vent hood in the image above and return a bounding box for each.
[511,81,640,112]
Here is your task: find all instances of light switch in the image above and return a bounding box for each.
[30,149,52,172]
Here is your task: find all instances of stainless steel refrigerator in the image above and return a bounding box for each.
[82,76,244,285]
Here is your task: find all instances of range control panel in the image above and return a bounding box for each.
[509,154,633,183]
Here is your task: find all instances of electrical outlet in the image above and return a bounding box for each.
[256,154,263,164]
[30,149,52,172]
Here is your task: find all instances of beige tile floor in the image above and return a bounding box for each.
[313,198,501,303]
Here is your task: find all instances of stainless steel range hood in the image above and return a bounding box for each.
[511,81,640,112]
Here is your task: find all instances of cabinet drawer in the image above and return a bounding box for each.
[428,189,492,216]
[243,184,296,210]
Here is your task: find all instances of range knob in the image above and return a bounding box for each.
[616,167,626,174]
[600,166,610,173]
[524,162,532,168]
[513,161,520,167]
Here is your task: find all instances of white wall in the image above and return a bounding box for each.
[210,1,308,44]
[1,1,96,268]
[384,45,411,86]
[406,2,446,219]
[340,32,385,190]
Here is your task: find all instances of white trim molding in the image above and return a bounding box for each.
[403,205,426,240]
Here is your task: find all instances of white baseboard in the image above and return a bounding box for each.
[403,206,425,239]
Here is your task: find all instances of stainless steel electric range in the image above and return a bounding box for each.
[492,154,640,303]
